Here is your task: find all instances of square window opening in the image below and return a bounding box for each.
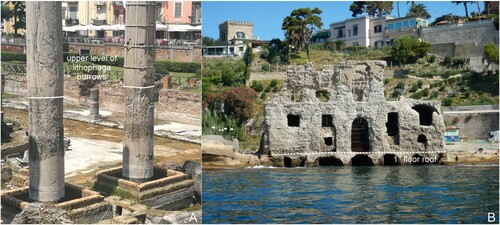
[287,115,300,127]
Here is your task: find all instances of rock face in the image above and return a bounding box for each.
[202,135,260,169]
[262,61,445,167]
[182,161,201,202]
[149,210,202,224]
[12,203,74,224]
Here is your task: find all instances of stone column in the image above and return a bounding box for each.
[89,88,101,121]
[26,2,65,201]
[122,1,156,182]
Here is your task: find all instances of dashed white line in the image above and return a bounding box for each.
[271,151,446,157]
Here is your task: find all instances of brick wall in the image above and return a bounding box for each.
[2,75,201,123]
[66,43,201,62]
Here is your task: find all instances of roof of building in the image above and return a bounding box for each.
[330,15,395,26]
[219,20,253,27]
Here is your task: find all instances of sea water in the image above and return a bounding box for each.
[202,165,499,223]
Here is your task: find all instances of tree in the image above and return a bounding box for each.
[334,40,345,51]
[391,36,431,64]
[202,37,221,46]
[261,38,289,65]
[243,44,254,68]
[483,43,499,71]
[349,1,394,18]
[452,1,475,17]
[282,7,322,56]
[1,4,12,22]
[6,1,26,34]
[407,4,431,19]
[323,40,335,50]
[431,13,463,26]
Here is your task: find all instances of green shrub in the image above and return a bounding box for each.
[443,55,453,67]
[269,79,278,88]
[251,80,258,89]
[1,52,26,61]
[253,83,264,92]
[264,85,272,93]
[261,63,271,71]
[272,86,280,92]
[260,92,267,100]
[421,88,429,97]
[155,61,201,73]
[410,83,419,92]
[442,98,453,106]
[410,91,423,99]
[428,55,436,64]
[417,80,423,88]
[396,81,405,90]
[384,78,390,85]
[452,57,468,68]
[430,91,439,99]
[464,91,471,98]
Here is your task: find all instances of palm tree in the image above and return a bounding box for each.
[452,1,475,17]
[407,4,431,19]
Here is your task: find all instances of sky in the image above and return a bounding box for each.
[202,1,482,40]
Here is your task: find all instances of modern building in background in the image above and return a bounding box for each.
[327,15,428,48]
[2,1,201,41]
[203,20,254,57]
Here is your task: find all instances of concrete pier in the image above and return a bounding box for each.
[26,2,65,201]
[122,1,156,182]
[89,88,101,121]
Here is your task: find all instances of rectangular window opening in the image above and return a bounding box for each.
[322,115,333,127]
[324,137,333,146]
[287,115,300,127]
[386,112,399,136]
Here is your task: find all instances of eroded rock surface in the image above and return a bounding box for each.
[262,61,445,166]
[12,203,74,224]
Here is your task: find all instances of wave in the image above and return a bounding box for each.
[245,165,277,169]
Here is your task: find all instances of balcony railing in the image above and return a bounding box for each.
[92,19,107,26]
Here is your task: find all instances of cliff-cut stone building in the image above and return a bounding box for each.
[261,61,445,167]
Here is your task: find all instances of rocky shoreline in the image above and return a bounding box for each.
[202,135,499,170]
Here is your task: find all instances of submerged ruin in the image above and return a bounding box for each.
[261,61,445,167]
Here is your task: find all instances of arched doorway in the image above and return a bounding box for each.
[383,154,400,166]
[352,118,370,152]
[351,155,374,166]
[317,157,343,166]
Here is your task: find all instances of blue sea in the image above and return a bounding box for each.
[202,165,499,224]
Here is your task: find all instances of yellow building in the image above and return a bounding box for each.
[74,1,125,37]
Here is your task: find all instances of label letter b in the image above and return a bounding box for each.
[488,213,495,222]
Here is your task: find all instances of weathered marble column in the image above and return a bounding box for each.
[26,2,65,201]
[122,1,156,182]
[89,88,101,121]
